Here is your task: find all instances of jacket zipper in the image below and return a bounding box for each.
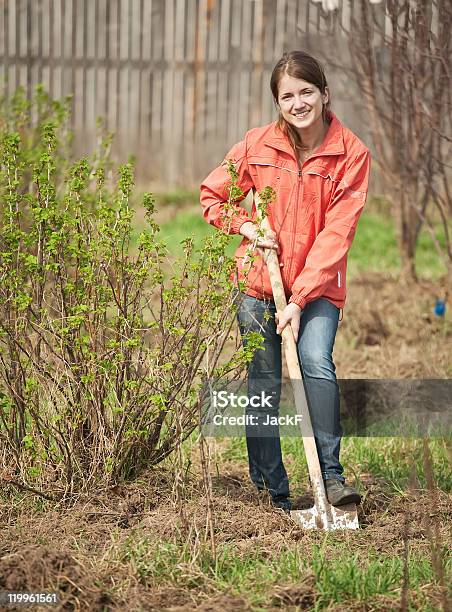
[287,166,303,285]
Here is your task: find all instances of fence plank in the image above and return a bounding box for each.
[151,69,162,144]
[107,66,118,133]
[63,0,72,58]
[30,62,40,122]
[18,63,27,89]
[205,68,216,137]
[52,0,62,57]
[130,67,140,140]
[175,0,185,61]
[250,0,264,127]
[130,0,141,60]
[262,67,274,125]
[139,67,151,144]
[207,0,219,62]
[241,0,252,62]
[0,3,5,65]
[61,0,72,104]
[86,65,96,143]
[218,0,230,62]
[108,0,119,60]
[97,0,106,58]
[287,0,297,42]
[152,0,164,60]
[263,0,274,64]
[8,0,17,59]
[230,0,241,49]
[185,0,196,62]
[7,0,16,94]
[97,65,107,124]
[142,0,152,59]
[118,56,130,143]
[238,69,250,136]
[194,0,208,143]
[251,0,263,63]
[184,69,195,179]
[52,1,62,99]
[41,0,50,57]
[119,0,129,60]
[19,0,28,58]
[274,0,286,57]
[227,60,239,145]
[172,66,184,177]
[74,65,84,131]
[162,0,175,183]
[164,0,174,61]
[86,0,95,58]
[240,0,252,132]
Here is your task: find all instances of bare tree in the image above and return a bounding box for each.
[342,0,451,284]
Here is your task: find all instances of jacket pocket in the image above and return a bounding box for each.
[304,166,344,182]
[248,157,297,192]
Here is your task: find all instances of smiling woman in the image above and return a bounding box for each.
[200,50,371,512]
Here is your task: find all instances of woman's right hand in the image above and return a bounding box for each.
[239,222,279,251]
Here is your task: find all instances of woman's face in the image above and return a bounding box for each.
[277,73,328,133]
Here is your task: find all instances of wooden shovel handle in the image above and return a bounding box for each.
[258,212,332,521]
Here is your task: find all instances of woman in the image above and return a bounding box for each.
[200,51,370,511]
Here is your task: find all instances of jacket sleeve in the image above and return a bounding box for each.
[289,148,371,310]
[200,137,256,235]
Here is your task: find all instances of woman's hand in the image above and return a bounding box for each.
[275,303,302,341]
[239,221,279,251]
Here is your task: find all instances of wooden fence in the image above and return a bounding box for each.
[0,0,385,185]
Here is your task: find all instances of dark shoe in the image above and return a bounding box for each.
[325,479,361,506]
[272,497,292,513]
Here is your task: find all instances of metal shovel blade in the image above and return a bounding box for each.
[290,503,359,530]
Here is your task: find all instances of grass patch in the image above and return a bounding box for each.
[117,534,449,610]
[154,187,200,207]
[219,435,451,494]
[348,211,400,277]
[342,437,452,493]
[349,209,448,280]
[156,211,242,258]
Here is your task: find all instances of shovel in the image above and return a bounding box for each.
[256,201,359,530]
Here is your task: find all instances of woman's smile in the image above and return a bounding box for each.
[292,108,311,120]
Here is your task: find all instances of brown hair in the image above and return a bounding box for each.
[270,50,332,153]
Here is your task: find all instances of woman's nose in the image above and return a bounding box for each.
[293,96,306,108]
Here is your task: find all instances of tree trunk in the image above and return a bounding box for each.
[397,187,419,283]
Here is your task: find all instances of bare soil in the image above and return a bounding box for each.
[1,273,451,611]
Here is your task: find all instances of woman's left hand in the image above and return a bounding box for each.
[275,303,302,341]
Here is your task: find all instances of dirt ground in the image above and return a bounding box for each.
[0,468,450,610]
[1,273,451,611]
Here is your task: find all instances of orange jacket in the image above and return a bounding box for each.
[200,114,371,310]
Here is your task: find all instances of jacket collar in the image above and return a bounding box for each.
[263,113,345,159]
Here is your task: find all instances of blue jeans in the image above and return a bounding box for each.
[235,291,344,505]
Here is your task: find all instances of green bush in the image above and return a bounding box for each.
[0,88,259,496]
